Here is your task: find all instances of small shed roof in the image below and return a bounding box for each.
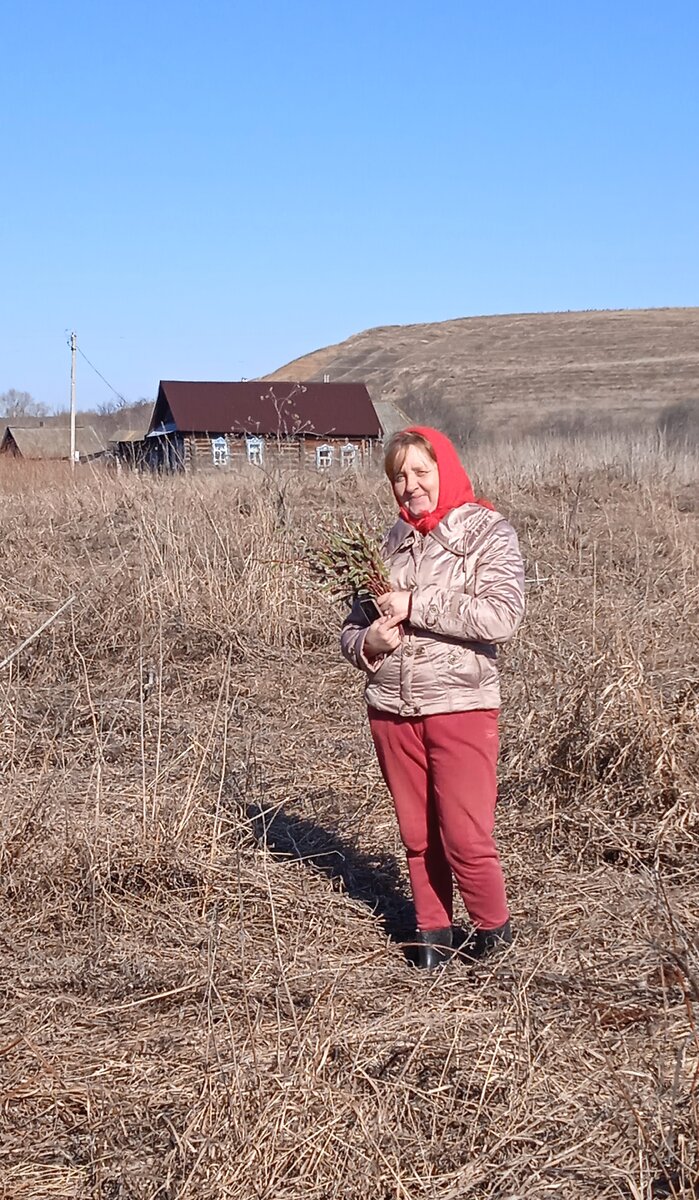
[1,425,107,460]
[372,399,412,439]
[109,427,149,444]
[152,380,382,439]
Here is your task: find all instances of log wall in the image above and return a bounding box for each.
[184,434,378,473]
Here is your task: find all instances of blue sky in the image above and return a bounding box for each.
[2,0,697,411]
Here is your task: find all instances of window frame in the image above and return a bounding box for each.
[316,443,334,470]
[245,435,264,467]
[210,436,229,467]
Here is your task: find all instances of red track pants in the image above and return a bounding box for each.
[368,708,509,932]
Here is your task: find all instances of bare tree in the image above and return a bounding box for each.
[0,389,49,420]
[95,395,130,417]
[242,384,314,526]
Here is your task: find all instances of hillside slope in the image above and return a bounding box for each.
[266,308,699,437]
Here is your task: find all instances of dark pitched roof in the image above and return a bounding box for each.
[1,425,107,460]
[152,381,382,439]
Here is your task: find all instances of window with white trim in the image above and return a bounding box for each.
[211,436,229,467]
[316,443,333,470]
[341,442,357,468]
[246,435,264,466]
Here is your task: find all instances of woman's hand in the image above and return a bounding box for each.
[363,614,402,660]
[377,591,412,624]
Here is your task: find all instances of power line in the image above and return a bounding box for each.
[74,342,130,406]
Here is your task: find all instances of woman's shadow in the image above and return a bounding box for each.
[246,800,421,960]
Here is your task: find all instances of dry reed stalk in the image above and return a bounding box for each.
[0,434,697,1198]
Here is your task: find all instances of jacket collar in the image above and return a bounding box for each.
[386,504,487,556]
[385,519,417,555]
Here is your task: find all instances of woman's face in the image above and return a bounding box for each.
[392,444,440,517]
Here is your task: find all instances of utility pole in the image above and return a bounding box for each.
[69,331,77,469]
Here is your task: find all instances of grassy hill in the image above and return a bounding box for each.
[266,307,699,440]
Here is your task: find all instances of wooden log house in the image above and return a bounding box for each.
[141,380,383,473]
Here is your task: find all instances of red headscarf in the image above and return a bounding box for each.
[397,426,494,535]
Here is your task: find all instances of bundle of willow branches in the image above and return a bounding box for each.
[307,520,391,605]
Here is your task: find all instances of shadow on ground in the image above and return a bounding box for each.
[245,802,478,967]
[246,801,424,960]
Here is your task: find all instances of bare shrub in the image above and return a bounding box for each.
[401,381,482,446]
[657,398,699,447]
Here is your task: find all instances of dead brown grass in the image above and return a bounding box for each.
[266,308,699,442]
[0,433,698,1199]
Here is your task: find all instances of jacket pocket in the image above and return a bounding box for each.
[443,644,487,691]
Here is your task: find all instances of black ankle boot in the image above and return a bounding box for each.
[473,919,513,959]
[415,927,453,970]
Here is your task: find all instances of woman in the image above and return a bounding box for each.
[341,426,525,969]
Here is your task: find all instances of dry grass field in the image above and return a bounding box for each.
[1,432,698,1199]
[266,308,699,441]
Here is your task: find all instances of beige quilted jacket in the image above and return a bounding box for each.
[340,504,525,716]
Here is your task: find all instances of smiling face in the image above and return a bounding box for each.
[391,443,440,517]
